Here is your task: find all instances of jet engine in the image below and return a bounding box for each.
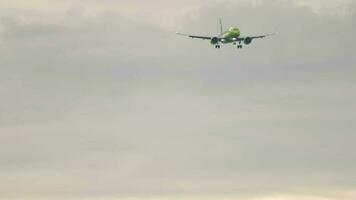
[210,37,219,45]
[244,37,252,45]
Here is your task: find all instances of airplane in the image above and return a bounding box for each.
[177,18,277,49]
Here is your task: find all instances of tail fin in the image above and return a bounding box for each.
[219,18,223,34]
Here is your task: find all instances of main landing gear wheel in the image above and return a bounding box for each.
[215,45,221,49]
[237,45,243,49]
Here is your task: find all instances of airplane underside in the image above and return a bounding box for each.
[213,40,243,49]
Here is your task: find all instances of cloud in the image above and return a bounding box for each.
[0,0,356,199]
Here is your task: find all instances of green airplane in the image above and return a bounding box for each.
[177,19,277,49]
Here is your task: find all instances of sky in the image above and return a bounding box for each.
[0,0,356,200]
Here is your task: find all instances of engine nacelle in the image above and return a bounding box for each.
[210,37,219,45]
[244,37,252,45]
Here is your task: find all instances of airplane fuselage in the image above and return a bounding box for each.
[219,27,241,44]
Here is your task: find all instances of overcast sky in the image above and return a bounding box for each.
[0,1,356,200]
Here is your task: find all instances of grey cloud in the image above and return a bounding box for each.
[0,16,63,40]
[0,0,356,199]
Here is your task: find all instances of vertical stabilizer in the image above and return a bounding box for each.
[219,18,223,34]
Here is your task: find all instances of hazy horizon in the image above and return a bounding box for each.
[1,0,356,200]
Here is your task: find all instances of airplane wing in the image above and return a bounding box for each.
[241,32,278,40]
[176,32,212,40]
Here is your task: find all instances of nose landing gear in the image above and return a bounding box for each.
[215,44,221,49]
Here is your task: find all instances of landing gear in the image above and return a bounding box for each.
[237,41,243,49]
[215,44,221,49]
